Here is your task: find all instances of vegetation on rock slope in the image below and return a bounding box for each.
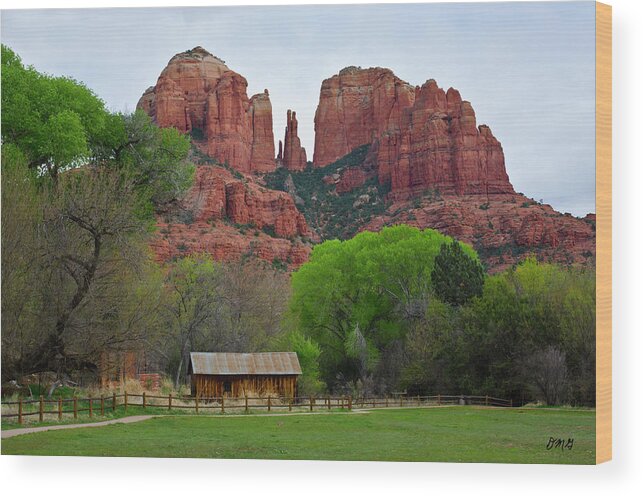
[265,145,389,240]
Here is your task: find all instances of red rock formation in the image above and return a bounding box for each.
[282,110,307,171]
[313,66,415,168]
[153,164,311,268]
[336,167,368,194]
[151,222,311,268]
[249,90,277,173]
[362,194,595,272]
[277,140,283,161]
[182,165,309,237]
[225,179,309,238]
[138,47,275,173]
[182,166,228,222]
[313,67,514,198]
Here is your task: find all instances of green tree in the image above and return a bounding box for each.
[160,255,223,387]
[460,258,595,404]
[400,298,457,394]
[107,110,194,207]
[272,330,324,395]
[1,45,109,181]
[1,46,193,205]
[1,47,194,381]
[431,240,485,306]
[32,169,151,375]
[159,257,292,387]
[290,225,478,391]
[1,145,44,378]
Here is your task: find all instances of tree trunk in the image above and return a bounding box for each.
[174,355,184,390]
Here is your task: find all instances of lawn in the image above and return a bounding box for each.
[1,407,596,464]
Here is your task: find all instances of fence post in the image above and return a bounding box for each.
[510,399,513,408]
[245,395,248,414]
[485,395,489,406]
[221,396,225,414]
[385,396,389,408]
[168,393,172,411]
[195,396,199,414]
[143,391,146,409]
[309,396,313,412]
[58,397,62,420]
[74,397,78,419]
[100,395,105,416]
[18,398,23,425]
[267,396,271,412]
[39,395,44,422]
[112,392,116,412]
[288,397,292,412]
[437,394,441,406]
[124,391,128,412]
[348,396,352,411]
[327,396,330,410]
[89,398,93,418]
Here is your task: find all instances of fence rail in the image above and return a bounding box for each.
[1,392,512,425]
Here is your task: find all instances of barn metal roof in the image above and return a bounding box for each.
[189,352,302,376]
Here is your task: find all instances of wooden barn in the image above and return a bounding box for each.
[188,352,302,398]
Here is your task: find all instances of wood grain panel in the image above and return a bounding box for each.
[595,1,612,465]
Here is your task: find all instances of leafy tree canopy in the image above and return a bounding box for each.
[289,225,480,390]
[1,45,193,206]
[103,110,194,206]
[457,258,596,404]
[1,45,109,179]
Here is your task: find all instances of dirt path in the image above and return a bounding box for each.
[1,410,371,439]
[1,415,155,439]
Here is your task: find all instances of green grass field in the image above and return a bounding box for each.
[1,407,595,464]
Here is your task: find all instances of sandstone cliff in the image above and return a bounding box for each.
[143,52,594,273]
[361,194,595,272]
[151,164,311,268]
[282,110,307,171]
[313,67,514,198]
[137,46,275,173]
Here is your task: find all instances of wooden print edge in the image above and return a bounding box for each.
[595,1,612,465]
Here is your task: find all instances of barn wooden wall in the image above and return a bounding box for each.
[191,374,298,398]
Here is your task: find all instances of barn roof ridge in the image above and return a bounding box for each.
[189,351,302,376]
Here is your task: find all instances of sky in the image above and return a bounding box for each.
[1,1,596,216]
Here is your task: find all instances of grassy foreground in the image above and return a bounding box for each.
[1,407,595,464]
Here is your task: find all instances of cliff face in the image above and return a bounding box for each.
[282,110,307,171]
[142,51,594,273]
[313,67,415,168]
[313,67,514,198]
[304,66,593,270]
[361,194,595,273]
[151,165,310,268]
[137,47,275,173]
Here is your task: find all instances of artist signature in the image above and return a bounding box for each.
[546,437,574,451]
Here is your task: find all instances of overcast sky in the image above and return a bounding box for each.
[1,1,596,216]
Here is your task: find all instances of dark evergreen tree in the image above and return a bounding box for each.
[431,240,485,306]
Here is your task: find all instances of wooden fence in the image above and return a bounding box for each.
[1,393,512,425]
